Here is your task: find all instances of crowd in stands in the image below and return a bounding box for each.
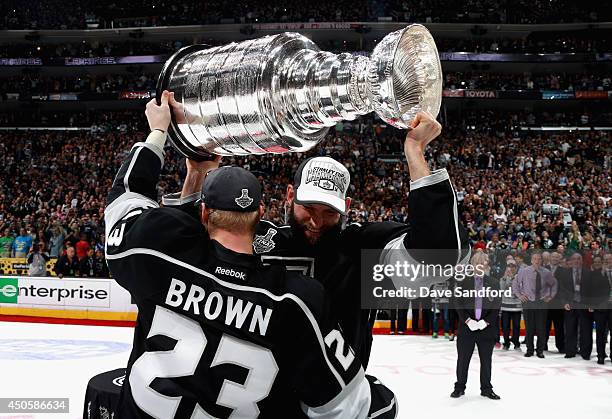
[0,111,609,280]
[1,0,610,29]
[436,36,611,54]
[0,110,145,129]
[444,72,611,92]
[0,40,189,59]
[0,72,158,96]
[1,34,610,60]
[1,71,610,98]
[2,109,610,129]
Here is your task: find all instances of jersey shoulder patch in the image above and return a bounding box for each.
[254,228,277,254]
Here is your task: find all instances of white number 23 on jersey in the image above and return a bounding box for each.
[130,306,279,419]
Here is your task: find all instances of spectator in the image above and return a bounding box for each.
[75,232,91,260]
[54,245,79,278]
[557,253,593,359]
[514,252,558,358]
[79,248,96,277]
[544,251,566,353]
[0,227,14,258]
[26,242,50,277]
[474,230,487,251]
[430,279,452,339]
[389,307,408,335]
[12,228,33,258]
[48,224,65,258]
[500,261,521,350]
[411,298,432,334]
[593,254,612,364]
[93,249,109,278]
[64,229,79,251]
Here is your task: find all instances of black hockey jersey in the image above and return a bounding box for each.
[164,168,469,368]
[104,140,371,418]
[255,169,468,367]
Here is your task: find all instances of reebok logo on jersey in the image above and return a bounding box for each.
[215,266,246,280]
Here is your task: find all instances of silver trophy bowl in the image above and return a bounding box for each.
[157,24,442,159]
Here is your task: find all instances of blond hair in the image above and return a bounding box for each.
[207,209,260,235]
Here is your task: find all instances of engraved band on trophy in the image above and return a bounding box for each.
[156,24,442,159]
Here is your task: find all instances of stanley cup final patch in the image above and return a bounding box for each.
[253,228,277,254]
[235,188,254,209]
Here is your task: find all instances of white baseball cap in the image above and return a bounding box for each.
[293,157,350,215]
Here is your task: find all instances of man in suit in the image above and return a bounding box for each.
[451,251,502,400]
[592,254,612,364]
[545,252,565,353]
[514,252,558,358]
[557,253,594,359]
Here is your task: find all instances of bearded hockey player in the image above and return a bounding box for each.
[104,91,374,418]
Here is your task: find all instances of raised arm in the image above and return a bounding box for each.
[368,113,469,297]
[403,112,467,256]
[404,111,438,181]
[104,91,172,242]
[155,93,221,218]
[181,157,221,198]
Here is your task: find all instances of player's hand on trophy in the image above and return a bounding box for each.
[186,156,222,176]
[168,91,188,125]
[404,111,442,154]
[145,90,172,132]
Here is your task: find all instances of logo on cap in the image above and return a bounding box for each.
[305,162,347,194]
[253,228,277,254]
[235,189,254,209]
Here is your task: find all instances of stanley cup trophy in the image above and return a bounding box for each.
[157,24,442,159]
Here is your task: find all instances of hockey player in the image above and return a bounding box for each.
[104,91,372,418]
[169,109,468,372]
